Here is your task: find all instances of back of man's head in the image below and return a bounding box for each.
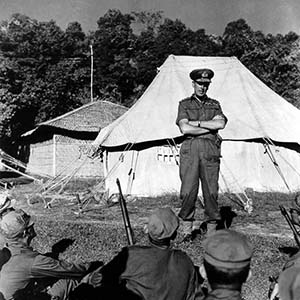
[203,260,250,288]
[147,207,179,245]
[203,229,253,289]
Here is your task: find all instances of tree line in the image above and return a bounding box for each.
[0,10,299,158]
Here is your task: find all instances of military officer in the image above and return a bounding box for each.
[176,68,227,241]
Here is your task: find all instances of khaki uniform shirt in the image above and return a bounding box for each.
[100,244,205,300]
[204,289,242,300]
[176,94,227,141]
[0,243,90,300]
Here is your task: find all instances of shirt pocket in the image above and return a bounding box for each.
[186,108,200,121]
[204,106,220,120]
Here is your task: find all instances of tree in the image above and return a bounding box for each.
[0,14,90,159]
[131,11,164,35]
[222,19,300,108]
[188,29,223,56]
[92,9,138,104]
[133,18,194,89]
[222,18,256,58]
[63,22,87,58]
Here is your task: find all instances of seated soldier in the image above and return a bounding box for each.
[199,229,253,300]
[0,208,101,300]
[269,249,300,300]
[94,207,205,300]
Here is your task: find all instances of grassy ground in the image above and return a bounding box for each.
[5,179,300,300]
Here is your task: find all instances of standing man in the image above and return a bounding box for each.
[176,68,227,241]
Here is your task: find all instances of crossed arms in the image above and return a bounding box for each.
[178,115,226,136]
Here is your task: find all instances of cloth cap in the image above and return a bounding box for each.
[0,209,34,239]
[190,68,214,83]
[279,267,300,300]
[147,207,179,242]
[203,229,253,269]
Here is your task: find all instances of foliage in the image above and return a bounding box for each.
[0,12,299,159]
[222,19,300,106]
[0,14,90,157]
[91,9,137,104]
[222,19,256,58]
[131,10,164,35]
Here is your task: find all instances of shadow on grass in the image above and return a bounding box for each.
[44,238,75,259]
[278,246,299,257]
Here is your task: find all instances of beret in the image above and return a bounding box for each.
[147,207,179,242]
[203,229,253,269]
[0,209,34,239]
[279,267,300,300]
[190,68,214,83]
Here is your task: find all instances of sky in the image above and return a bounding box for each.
[0,0,300,36]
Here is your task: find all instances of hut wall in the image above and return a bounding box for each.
[27,140,54,176]
[27,136,103,178]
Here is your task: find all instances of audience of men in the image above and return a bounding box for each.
[3,199,300,300]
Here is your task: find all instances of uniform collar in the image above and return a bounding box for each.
[207,288,242,299]
[149,237,171,250]
[210,283,242,291]
[193,94,208,103]
[6,241,33,255]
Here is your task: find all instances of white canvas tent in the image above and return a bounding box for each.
[93,55,300,199]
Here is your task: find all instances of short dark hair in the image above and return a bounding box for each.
[204,259,250,288]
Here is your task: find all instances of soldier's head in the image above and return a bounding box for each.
[146,207,179,247]
[190,68,214,97]
[200,229,253,290]
[0,208,36,245]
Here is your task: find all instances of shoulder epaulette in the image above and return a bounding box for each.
[179,96,192,103]
[205,97,220,106]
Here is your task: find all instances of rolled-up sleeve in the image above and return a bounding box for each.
[176,102,189,126]
[30,254,90,279]
[214,103,228,124]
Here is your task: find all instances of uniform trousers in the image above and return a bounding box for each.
[178,137,221,222]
